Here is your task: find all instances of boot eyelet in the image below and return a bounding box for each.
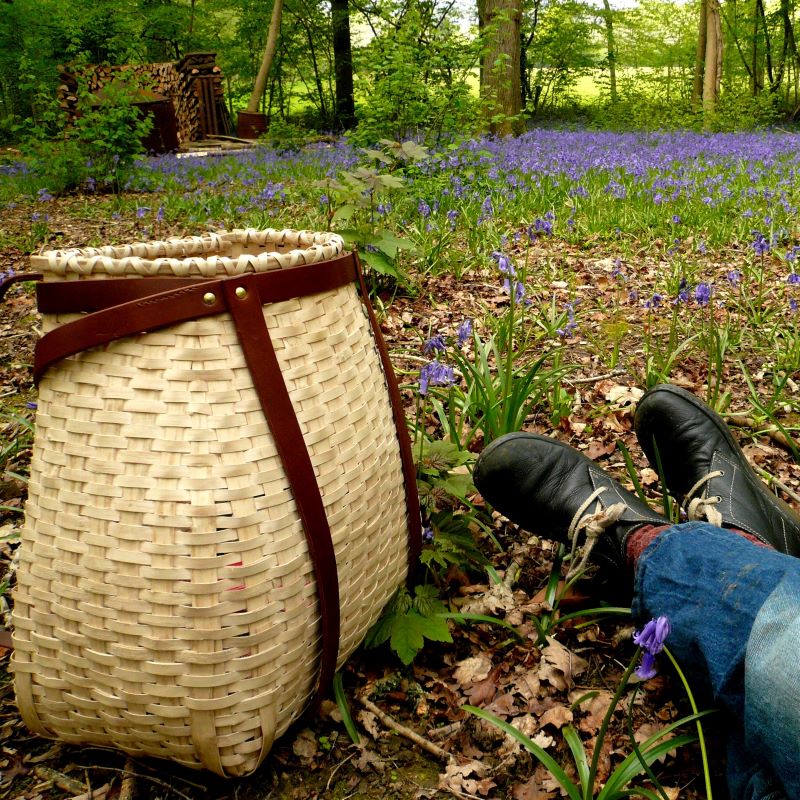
[714,496,722,502]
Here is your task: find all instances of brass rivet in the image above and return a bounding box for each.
[235,286,247,299]
[202,292,216,305]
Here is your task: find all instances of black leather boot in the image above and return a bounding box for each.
[634,384,800,555]
[473,432,666,591]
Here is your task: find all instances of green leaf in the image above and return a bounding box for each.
[332,204,357,223]
[377,173,405,190]
[375,230,417,257]
[360,248,401,278]
[389,611,428,664]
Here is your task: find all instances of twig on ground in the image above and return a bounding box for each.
[325,751,357,792]
[428,721,463,740]
[564,369,626,385]
[753,465,800,506]
[724,413,798,452]
[75,764,195,800]
[358,696,454,764]
[118,758,135,800]
[32,767,85,795]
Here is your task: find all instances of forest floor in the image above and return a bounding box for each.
[2,197,799,800]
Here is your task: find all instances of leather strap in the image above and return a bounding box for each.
[0,271,43,302]
[353,254,422,577]
[34,253,358,384]
[221,274,340,703]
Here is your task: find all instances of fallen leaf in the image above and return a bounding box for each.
[453,655,493,687]
[538,637,589,691]
[640,467,659,486]
[569,689,615,734]
[634,722,677,764]
[586,440,616,460]
[357,710,382,739]
[539,705,573,730]
[353,746,386,773]
[292,728,319,761]
[438,759,494,797]
[467,677,498,705]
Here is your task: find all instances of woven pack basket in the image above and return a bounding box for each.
[11,228,420,777]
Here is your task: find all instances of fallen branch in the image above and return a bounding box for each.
[358,696,454,763]
[753,465,800,506]
[118,758,136,800]
[724,413,798,453]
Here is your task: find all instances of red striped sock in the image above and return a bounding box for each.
[626,524,772,570]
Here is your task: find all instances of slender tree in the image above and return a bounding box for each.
[480,0,523,134]
[331,0,356,129]
[601,0,618,103]
[703,0,722,119]
[247,0,285,114]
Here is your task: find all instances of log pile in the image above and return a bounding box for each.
[56,53,230,144]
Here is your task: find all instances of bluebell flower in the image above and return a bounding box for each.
[675,278,689,304]
[751,231,770,256]
[633,615,671,679]
[791,299,798,313]
[418,200,431,218]
[319,194,329,205]
[136,206,151,219]
[727,270,742,287]
[456,319,473,347]
[423,334,447,355]
[37,188,53,202]
[671,215,681,224]
[645,293,663,309]
[787,273,800,285]
[422,527,434,543]
[534,216,553,236]
[695,282,712,306]
[492,251,515,277]
[447,209,458,230]
[25,401,37,410]
[419,360,456,396]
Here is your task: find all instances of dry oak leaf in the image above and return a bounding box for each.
[461,580,516,616]
[539,704,574,730]
[634,722,677,764]
[512,776,557,800]
[569,688,615,734]
[356,709,382,740]
[510,669,541,703]
[538,637,589,691]
[639,467,659,486]
[438,759,496,797]
[499,714,554,759]
[453,655,493,687]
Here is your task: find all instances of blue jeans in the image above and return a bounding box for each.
[632,522,800,800]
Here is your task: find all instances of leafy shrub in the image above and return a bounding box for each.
[19,67,153,193]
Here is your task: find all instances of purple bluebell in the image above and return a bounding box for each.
[456,319,473,346]
[633,615,671,679]
[645,292,663,309]
[423,334,447,355]
[422,527,434,543]
[37,188,54,202]
[419,360,456,395]
[695,282,712,306]
[136,206,151,219]
[751,231,770,256]
[418,200,431,218]
[727,270,742,287]
[787,273,800,285]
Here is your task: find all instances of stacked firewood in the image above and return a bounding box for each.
[55,54,230,143]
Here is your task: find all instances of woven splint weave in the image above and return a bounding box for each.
[11,228,419,776]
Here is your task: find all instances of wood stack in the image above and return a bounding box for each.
[55,54,230,144]
[176,53,232,139]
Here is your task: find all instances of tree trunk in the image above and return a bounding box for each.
[480,0,523,135]
[602,0,617,103]
[693,0,708,110]
[247,0,285,114]
[331,0,356,130]
[703,0,722,121]
[751,0,760,94]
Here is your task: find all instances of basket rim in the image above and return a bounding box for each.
[30,228,345,278]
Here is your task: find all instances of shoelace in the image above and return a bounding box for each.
[565,487,626,581]
[684,470,725,527]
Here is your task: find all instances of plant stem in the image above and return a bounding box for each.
[663,647,713,800]
[585,650,640,800]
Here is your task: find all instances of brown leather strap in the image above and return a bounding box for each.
[33,253,358,384]
[353,254,422,578]
[221,275,340,702]
[0,271,43,302]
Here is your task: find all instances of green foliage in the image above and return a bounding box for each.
[321,139,429,283]
[364,584,453,665]
[18,69,153,193]
[351,6,479,146]
[465,643,711,799]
